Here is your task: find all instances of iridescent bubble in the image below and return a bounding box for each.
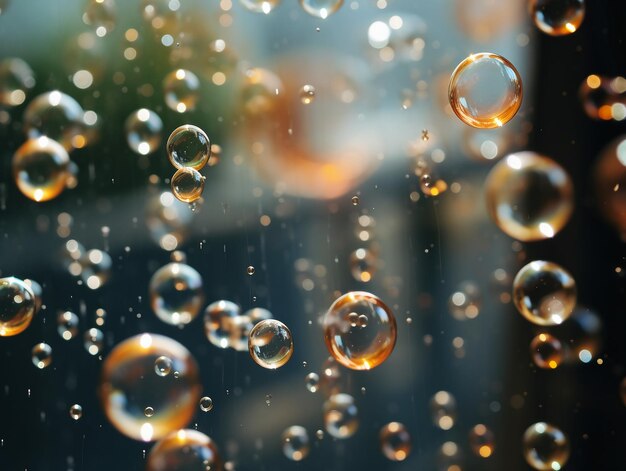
[246,266,255,275]
[593,135,626,237]
[82,0,117,36]
[166,124,211,170]
[171,168,205,204]
[204,300,241,349]
[430,391,457,430]
[299,84,316,104]
[100,334,201,441]
[144,406,155,418]
[80,249,112,290]
[448,281,481,320]
[154,355,173,377]
[146,429,222,470]
[57,311,79,340]
[349,248,377,283]
[579,75,626,121]
[300,0,343,19]
[448,53,522,128]
[149,262,204,326]
[240,0,281,14]
[323,291,397,370]
[305,372,320,393]
[379,422,411,461]
[323,393,358,439]
[69,404,83,420]
[282,425,310,461]
[0,58,35,107]
[0,277,36,337]
[31,342,52,369]
[199,396,213,412]
[530,0,585,36]
[469,424,495,458]
[163,69,200,113]
[513,261,576,326]
[522,422,570,470]
[248,319,293,369]
[84,327,104,355]
[530,333,563,369]
[12,137,69,202]
[23,91,84,150]
[485,152,574,241]
[125,108,163,155]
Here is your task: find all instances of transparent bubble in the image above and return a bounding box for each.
[149,262,204,326]
[448,53,522,128]
[144,406,155,418]
[579,75,626,121]
[171,168,205,204]
[80,249,112,290]
[32,342,52,369]
[154,355,173,377]
[349,248,377,283]
[240,0,281,14]
[430,391,457,430]
[146,429,222,470]
[227,315,255,352]
[166,124,211,170]
[469,424,495,458]
[530,333,563,369]
[84,327,104,355]
[22,279,42,314]
[437,441,463,471]
[448,281,481,320]
[83,0,117,36]
[485,152,574,241]
[380,422,411,461]
[57,311,79,341]
[282,425,310,461]
[69,404,83,420]
[523,422,570,470]
[323,291,397,370]
[204,300,241,349]
[593,136,626,237]
[247,266,255,275]
[530,0,585,36]
[0,277,36,337]
[100,334,201,441]
[200,396,213,412]
[248,319,293,369]
[299,84,316,104]
[163,69,200,113]
[351,195,359,205]
[305,372,320,393]
[0,58,35,107]
[76,110,102,148]
[146,191,194,251]
[323,393,358,439]
[23,91,85,150]
[319,357,342,396]
[554,306,602,364]
[300,0,343,19]
[513,261,576,326]
[125,108,163,155]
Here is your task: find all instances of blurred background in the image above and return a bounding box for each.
[0,0,625,469]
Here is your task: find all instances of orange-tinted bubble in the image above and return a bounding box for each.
[23,91,84,150]
[469,424,495,458]
[593,135,626,237]
[57,311,79,340]
[530,0,585,36]
[167,125,211,170]
[449,53,522,129]
[579,75,626,121]
[349,248,377,283]
[282,426,310,461]
[125,108,163,155]
[248,319,293,369]
[323,393,358,439]
[556,306,602,364]
[149,262,204,326]
[241,0,281,14]
[146,190,194,251]
[100,334,201,442]
[485,152,573,241]
[323,291,396,370]
[530,333,563,369]
[80,249,112,289]
[319,356,342,396]
[146,429,222,471]
[523,422,570,470]
[171,167,205,203]
[513,261,576,326]
[379,422,411,461]
[0,58,35,107]
[13,137,69,202]
[163,69,200,113]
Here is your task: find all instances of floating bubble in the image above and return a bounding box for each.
[593,135,626,237]
[579,75,626,121]
[204,300,241,349]
[530,333,563,369]
[125,108,163,155]
[0,58,35,107]
[154,355,173,377]
[349,248,377,283]
[448,53,522,129]
[13,137,70,202]
[430,391,457,430]
[171,168,205,203]
[163,69,200,113]
[299,84,316,104]
[380,422,411,461]
[240,0,281,14]
[144,406,155,418]
[149,261,204,326]
[323,291,397,370]
[57,311,79,340]
[523,422,570,470]
[100,334,201,442]
[167,124,211,170]
[84,327,104,355]
[513,261,576,326]
[69,404,83,420]
[248,319,293,369]
[485,152,574,241]
[530,0,585,36]
[83,0,117,36]
[469,424,495,458]
[323,393,358,439]
[32,343,52,369]
[282,425,310,461]
[305,372,320,393]
[300,0,343,19]
[0,277,36,337]
[319,356,342,396]
[146,191,194,251]
[247,266,255,275]
[23,91,85,150]
[552,306,602,364]
[448,281,481,320]
[227,315,255,352]
[200,396,213,412]
[80,249,112,290]
[146,429,222,470]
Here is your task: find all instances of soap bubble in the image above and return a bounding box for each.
[448,53,522,128]
[530,333,564,369]
[146,191,194,251]
[513,260,576,326]
[485,152,574,241]
[69,404,83,420]
[448,281,481,320]
[323,393,358,439]
[300,0,343,19]
[149,262,204,326]
[305,372,320,393]
[349,248,378,283]
[523,422,570,470]
[555,306,602,364]
[282,425,310,461]
[84,327,104,355]
[0,277,36,337]
[203,300,241,349]
[199,396,213,412]
[323,291,397,370]
[430,391,457,430]
[80,249,112,289]
[166,124,211,170]
[146,429,222,470]
[125,108,163,155]
[31,343,52,369]
[530,0,585,36]
[163,69,200,113]
[171,168,205,203]
[57,311,79,340]
[240,0,281,14]
[0,57,35,107]
[469,424,495,458]
[379,422,411,461]
[248,319,293,369]
[100,334,201,441]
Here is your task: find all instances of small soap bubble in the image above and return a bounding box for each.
[32,342,52,369]
[144,406,155,417]
[282,426,310,461]
[299,84,316,104]
[167,124,211,170]
[149,261,204,326]
[430,391,456,430]
[351,195,359,205]
[154,355,173,377]
[23,91,84,150]
[57,311,79,340]
[84,328,104,355]
[83,0,117,36]
[69,404,83,421]
[163,69,200,113]
[125,108,163,155]
[305,372,320,393]
[323,393,358,439]
[146,429,222,470]
[171,167,205,203]
[240,0,281,14]
[0,277,36,337]
[0,57,36,107]
[523,422,570,470]
[199,396,213,412]
[469,424,495,458]
[530,0,585,36]
[247,266,255,275]
[380,422,411,461]
[249,319,293,369]
[530,333,564,369]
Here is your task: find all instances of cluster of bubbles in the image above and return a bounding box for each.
[579,75,626,122]
[166,125,211,204]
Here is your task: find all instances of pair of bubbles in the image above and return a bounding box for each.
[241,0,343,19]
